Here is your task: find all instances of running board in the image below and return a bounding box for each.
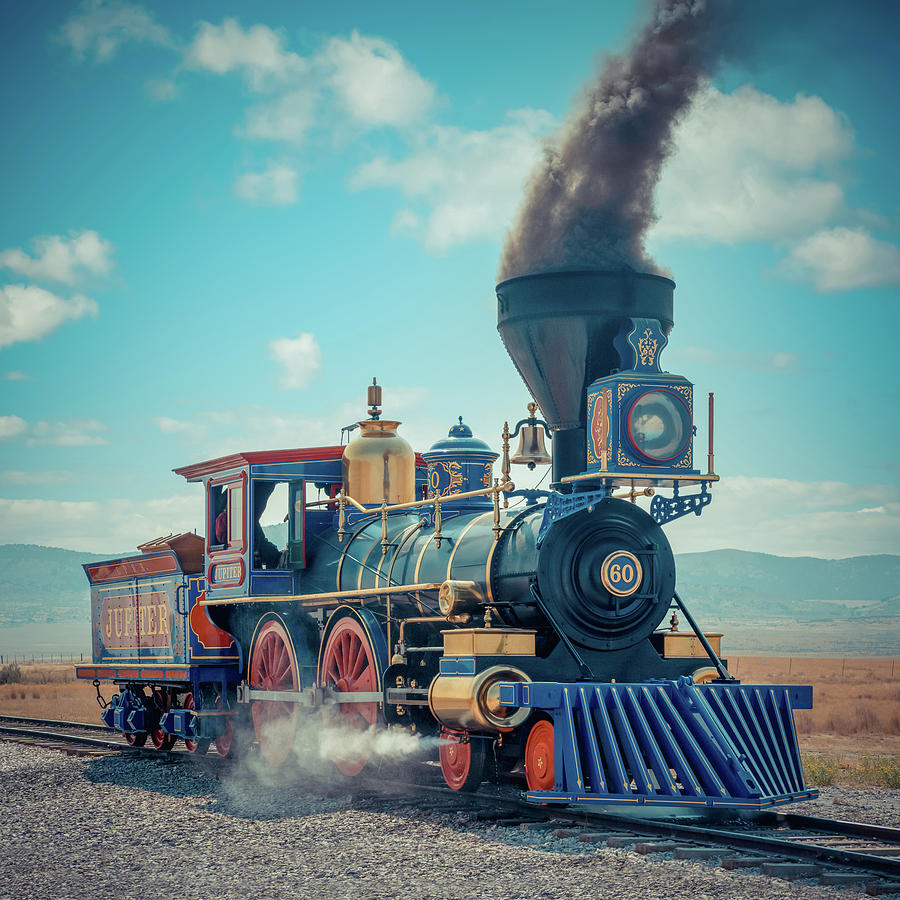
[235,683,382,706]
[499,677,818,809]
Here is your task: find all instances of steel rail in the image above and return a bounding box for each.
[0,714,113,732]
[559,809,900,880]
[0,724,133,751]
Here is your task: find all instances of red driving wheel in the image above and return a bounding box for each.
[149,689,176,751]
[439,728,486,792]
[250,618,300,767]
[319,615,380,776]
[524,719,555,791]
[182,692,210,755]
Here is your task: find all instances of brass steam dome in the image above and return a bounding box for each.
[342,378,416,505]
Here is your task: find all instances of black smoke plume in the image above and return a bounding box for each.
[499,0,735,281]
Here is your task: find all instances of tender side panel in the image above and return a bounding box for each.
[85,551,187,666]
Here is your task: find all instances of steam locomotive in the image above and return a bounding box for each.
[77,268,817,809]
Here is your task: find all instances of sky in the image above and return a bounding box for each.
[0,0,898,559]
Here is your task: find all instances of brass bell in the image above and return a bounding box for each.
[510,402,552,470]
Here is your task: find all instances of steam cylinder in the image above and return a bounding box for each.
[496,268,675,482]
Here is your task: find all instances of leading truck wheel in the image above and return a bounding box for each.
[319,612,382,777]
[249,617,300,767]
[439,729,485,792]
[524,719,555,791]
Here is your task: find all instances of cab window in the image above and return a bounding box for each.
[209,481,244,550]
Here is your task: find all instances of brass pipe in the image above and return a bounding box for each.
[707,392,716,478]
[306,481,513,513]
[398,616,450,653]
[434,496,442,549]
[309,490,368,513]
[613,485,655,503]
[201,582,442,607]
[500,421,511,507]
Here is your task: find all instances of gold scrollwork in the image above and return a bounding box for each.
[430,460,464,497]
[638,328,658,366]
[482,462,492,487]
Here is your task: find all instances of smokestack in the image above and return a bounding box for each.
[499,0,733,282]
[496,267,674,483]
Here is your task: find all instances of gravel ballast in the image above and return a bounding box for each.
[1,741,897,900]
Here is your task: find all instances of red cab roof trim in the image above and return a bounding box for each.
[174,445,428,481]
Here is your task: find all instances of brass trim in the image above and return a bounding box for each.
[600,550,643,597]
[445,511,492,582]
[356,525,381,591]
[413,532,437,612]
[336,518,378,591]
[97,579,176,592]
[485,510,519,606]
[384,521,424,653]
[307,481,513,513]
[561,471,720,485]
[200,582,442,607]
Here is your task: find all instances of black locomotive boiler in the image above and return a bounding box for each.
[77,268,817,808]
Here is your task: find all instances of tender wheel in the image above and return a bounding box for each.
[183,692,210,755]
[439,728,485,792]
[149,689,176,751]
[124,730,147,747]
[319,614,381,776]
[250,618,300,767]
[214,694,237,759]
[524,719,555,791]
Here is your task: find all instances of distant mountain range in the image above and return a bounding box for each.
[1,543,897,655]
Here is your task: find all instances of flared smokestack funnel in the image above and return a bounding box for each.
[496,268,675,483]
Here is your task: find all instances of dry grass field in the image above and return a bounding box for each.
[0,663,101,722]
[1,657,898,786]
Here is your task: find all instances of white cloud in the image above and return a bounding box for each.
[322,31,435,127]
[234,164,299,206]
[349,109,556,251]
[1,470,75,485]
[0,285,98,349]
[666,476,900,558]
[0,416,27,440]
[0,494,200,554]
[27,419,108,447]
[0,230,114,285]
[268,332,322,389]
[153,405,338,459]
[153,416,192,434]
[0,416,107,446]
[653,84,854,244]
[240,89,317,143]
[779,227,900,292]
[57,0,172,62]
[3,371,31,381]
[183,18,304,90]
[145,77,179,101]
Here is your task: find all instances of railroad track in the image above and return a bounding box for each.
[354,775,900,894]
[3,720,899,893]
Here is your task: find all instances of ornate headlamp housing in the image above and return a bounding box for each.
[585,318,696,478]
